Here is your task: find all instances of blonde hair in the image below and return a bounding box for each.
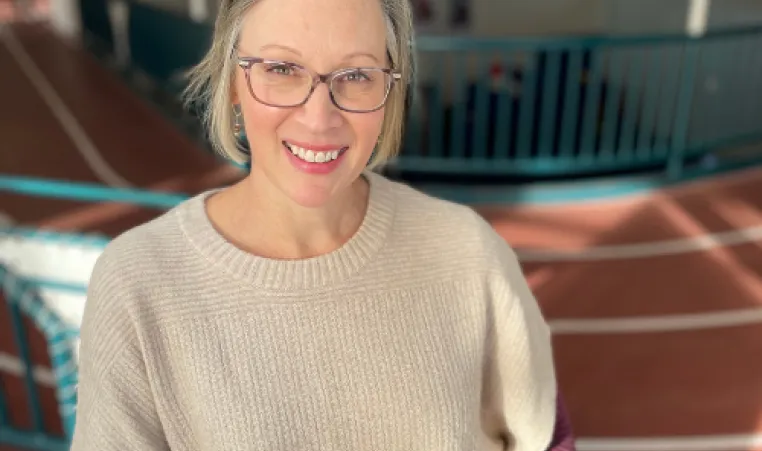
[183,0,415,169]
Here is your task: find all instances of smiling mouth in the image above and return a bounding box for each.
[283,141,349,163]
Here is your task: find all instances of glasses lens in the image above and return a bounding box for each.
[331,68,391,111]
[248,61,312,106]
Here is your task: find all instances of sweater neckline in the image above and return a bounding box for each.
[177,170,396,292]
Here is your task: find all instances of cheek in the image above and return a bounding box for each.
[240,100,290,144]
[350,109,385,147]
[236,75,284,140]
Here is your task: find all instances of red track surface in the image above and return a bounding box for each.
[2,22,762,451]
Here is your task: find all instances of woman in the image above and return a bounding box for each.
[70,0,566,448]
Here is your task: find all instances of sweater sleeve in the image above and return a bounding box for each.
[70,249,169,451]
[479,225,558,451]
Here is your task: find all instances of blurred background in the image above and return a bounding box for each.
[1,0,762,450]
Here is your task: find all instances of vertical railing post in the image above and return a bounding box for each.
[0,388,7,428]
[0,265,9,429]
[5,276,46,434]
[0,282,8,429]
[667,39,701,179]
[48,330,79,440]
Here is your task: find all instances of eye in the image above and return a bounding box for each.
[266,63,294,76]
[342,70,371,82]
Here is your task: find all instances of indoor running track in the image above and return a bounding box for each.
[2,22,762,451]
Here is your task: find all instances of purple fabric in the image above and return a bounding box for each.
[547,391,576,451]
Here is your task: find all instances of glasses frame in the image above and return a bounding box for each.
[237,57,402,113]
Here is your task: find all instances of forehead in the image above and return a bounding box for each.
[239,0,387,67]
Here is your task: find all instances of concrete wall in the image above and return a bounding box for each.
[414,0,608,36]
[417,0,762,37]
[470,0,607,37]
[603,0,762,36]
[708,0,762,29]
[603,0,691,35]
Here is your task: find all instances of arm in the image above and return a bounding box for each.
[479,222,558,451]
[70,252,169,450]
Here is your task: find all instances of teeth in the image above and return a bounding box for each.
[286,143,343,163]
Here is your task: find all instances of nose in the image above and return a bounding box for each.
[295,82,344,132]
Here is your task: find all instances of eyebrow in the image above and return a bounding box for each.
[343,52,380,64]
[258,44,380,64]
[259,44,302,56]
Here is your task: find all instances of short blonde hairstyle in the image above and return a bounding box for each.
[183,0,415,169]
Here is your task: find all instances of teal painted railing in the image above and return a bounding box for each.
[0,178,181,450]
[0,262,79,451]
[400,26,762,179]
[79,2,762,181]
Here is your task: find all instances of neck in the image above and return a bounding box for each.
[209,172,370,260]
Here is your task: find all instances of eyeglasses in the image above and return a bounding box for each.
[237,57,401,113]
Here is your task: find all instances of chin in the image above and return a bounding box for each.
[282,150,370,208]
[251,141,370,209]
[284,182,341,209]
[261,164,352,210]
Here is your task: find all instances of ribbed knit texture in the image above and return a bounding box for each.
[70,170,557,451]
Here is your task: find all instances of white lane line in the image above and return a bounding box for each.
[517,225,762,262]
[549,307,762,334]
[0,352,56,387]
[0,211,13,226]
[577,433,762,451]
[1,28,132,188]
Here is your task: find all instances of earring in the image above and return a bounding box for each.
[232,104,251,156]
[232,104,244,135]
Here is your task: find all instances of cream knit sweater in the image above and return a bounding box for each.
[70,170,557,451]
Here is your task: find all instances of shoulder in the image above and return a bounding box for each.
[374,173,548,335]
[373,171,485,229]
[91,201,185,285]
[84,192,204,321]
[373,172,521,276]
